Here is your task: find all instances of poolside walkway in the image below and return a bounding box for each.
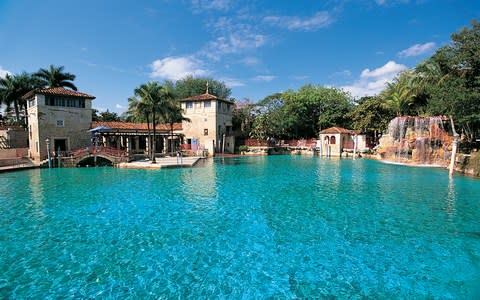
[0,160,39,173]
[116,156,202,169]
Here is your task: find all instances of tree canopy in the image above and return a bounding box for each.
[34,65,77,91]
[173,76,232,100]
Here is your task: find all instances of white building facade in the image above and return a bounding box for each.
[23,87,95,161]
[180,91,235,155]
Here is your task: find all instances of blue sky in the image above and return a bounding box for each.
[0,0,478,113]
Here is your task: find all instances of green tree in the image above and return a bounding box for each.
[380,71,417,116]
[34,65,77,90]
[415,20,480,141]
[0,72,41,125]
[99,109,120,122]
[282,85,353,137]
[232,99,256,138]
[347,96,394,144]
[174,76,232,100]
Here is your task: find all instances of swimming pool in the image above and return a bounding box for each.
[1,156,479,298]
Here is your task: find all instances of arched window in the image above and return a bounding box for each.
[330,136,336,144]
[324,136,330,144]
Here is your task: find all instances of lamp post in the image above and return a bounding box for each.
[45,138,51,168]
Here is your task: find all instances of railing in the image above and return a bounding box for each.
[244,138,317,148]
[69,146,127,158]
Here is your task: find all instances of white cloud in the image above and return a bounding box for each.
[342,60,408,98]
[291,75,310,81]
[116,104,125,109]
[0,66,11,78]
[220,77,245,87]
[252,75,276,82]
[398,42,436,57]
[360,60,407,79]
[150,56,208,81]
[206,33,267,60]
[329,70,352,78]
[242,56,260,66]
[191,0,232,12]
[264,11,334,31]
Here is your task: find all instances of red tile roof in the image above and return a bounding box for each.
[92,121,182,132]
[23,87,95,99]
[181,92,234,104]
[320,127,353,134]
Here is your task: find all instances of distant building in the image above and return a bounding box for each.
[180,88,235,155]
[89,121,183,155]
[21,86,235,162]
[23,87,95,161]
[319,127,368,157]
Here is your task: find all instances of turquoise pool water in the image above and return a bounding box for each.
[1,156,480,298]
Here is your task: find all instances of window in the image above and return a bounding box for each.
[56,120,64,127]
[28,99,36,107]
[330,136,336,144]
[186,102,193,109]
[204,100,211,108]
[45,97,85,108]
[204,129,208,136]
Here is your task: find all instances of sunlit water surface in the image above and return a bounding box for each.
[1,156,480,298]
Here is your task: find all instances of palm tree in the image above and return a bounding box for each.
[0,72,41,125]
[381,71,417,116]
[162,101,190,154]
[34,65,77,90]
[0,74,19,123]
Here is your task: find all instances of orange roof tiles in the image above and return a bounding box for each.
[23,87,95,99]
[91,121,182,132]
[320,127,353,134]
[181,92,234,104]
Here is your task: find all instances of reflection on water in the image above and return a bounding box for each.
[0,157,480,298]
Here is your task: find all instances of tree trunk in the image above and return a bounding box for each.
[146,114,151,158]
[152,111,157,163]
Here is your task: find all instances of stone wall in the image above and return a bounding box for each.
[455,152,480,177]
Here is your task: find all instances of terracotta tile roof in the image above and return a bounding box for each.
[181,92,234,104]
[23,87,95,100]
[320,127,353,134]
[0,125,25,131]
[92,121,182,132]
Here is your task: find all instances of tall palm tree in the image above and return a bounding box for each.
[0,74,19,123]
[127,95,152,157]
[162,102,190,154]
[0,72,41,125]
[381,71,417,116]
[34,65,77,90]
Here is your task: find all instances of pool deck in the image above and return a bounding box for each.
[116,156,203,169]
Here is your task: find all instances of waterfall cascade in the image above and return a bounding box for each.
[377,116,452,166]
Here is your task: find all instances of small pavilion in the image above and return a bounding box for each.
[90,121,183,156]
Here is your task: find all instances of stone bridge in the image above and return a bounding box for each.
[59,146,129,167]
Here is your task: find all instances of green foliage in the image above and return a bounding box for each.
[96,109,120,122]
[0,72,42,125]
[174,76,232,100]
[416,19,480,141]
[348,96,394,143]
[232,99,256,138]
[250,85,353,140]
[238,145,248,152]
[34,65,77,91]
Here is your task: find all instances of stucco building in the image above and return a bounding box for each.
[180,89,235,155]
[23,87,95,161]
[319,127,368,157]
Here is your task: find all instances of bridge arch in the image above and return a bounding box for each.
[76,154,116,167]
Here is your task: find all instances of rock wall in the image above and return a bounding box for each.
[455,153,480,177]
